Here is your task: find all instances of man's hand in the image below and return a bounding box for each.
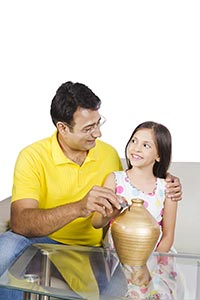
[79,185,123,217]
[165,173,182,201]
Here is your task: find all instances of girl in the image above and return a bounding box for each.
[92,121,177,252]
[92,121,182,299]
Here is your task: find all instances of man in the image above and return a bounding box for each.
[0,81,182,299]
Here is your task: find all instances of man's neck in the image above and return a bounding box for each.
[57,133,88,166]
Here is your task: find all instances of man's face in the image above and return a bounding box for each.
[58,108,104,151]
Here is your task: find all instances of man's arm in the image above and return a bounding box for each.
[11,186,122,237]
[11,199,82,236]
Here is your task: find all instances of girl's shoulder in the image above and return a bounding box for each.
[113,170,127,180]
[157,177,166,187]
[155,178,167,195]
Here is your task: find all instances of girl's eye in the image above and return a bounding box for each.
[132,139,136,143]
[144,143,151,149]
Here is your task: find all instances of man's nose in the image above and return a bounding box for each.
[91,126,102,138]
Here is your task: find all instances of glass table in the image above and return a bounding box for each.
[0,243,199,300]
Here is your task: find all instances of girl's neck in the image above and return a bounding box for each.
[126,167,157,194]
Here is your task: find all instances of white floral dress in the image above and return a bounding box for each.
[104,171,185,300]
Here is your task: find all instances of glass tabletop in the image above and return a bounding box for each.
[0,243,199,300]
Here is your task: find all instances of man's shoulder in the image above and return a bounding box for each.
[94,140,121,168]
[96,139,118,153]
[95,140,121,161]
[19,134,54,157]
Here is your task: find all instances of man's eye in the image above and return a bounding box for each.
[84,127,92,133]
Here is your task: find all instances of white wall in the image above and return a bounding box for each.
[0,1,200,199]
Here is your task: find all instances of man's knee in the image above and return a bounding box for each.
[0,231,31,275]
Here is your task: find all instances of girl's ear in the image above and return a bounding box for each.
[156,156,160,162]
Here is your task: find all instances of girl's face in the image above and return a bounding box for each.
[127,128,160,169]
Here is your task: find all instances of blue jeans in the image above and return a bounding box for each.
[0,231,60,300]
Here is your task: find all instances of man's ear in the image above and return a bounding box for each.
[56,122,68,134]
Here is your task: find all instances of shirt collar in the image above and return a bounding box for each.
[51,131,98,165]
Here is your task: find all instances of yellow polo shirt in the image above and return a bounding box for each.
[12,131,122,246]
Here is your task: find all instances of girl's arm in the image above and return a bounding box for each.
[91,173,121,228]
[156,197,178,252]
